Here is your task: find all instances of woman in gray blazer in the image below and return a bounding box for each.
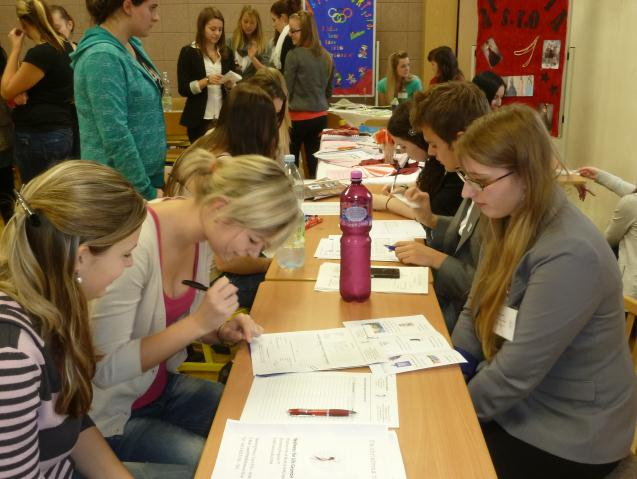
[452,104,637,478]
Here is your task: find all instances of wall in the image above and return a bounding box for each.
[0,0,423,99]
[458,0,637,230]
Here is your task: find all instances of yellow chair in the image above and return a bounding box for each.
[178,342,233,382]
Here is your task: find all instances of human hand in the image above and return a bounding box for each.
[382,143,395,164]
[8,28,25,50]
[404,187,436,228]
[13,92,28,105]
[223,80,234,90]
[218,313,264,345]
[577,166,600,181]
[193,277,239,333]
[208,74,224,85]
[394,241,446,269]
[247,42,257,59]
[373,193,389,211]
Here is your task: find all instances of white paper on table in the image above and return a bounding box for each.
[211,421,407,479]
[302,202,341,216]
[369,350,466,375]
[326,167,368,180]
[315,149,375,161]
[314,236,413,262]
[240,372,399,428]
[221,70,242,83]
[249,327,386,376]
[343,314,436,335]
[370,220,426,238]
[315,262,428,294]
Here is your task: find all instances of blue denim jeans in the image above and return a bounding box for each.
[14,128,73,183]
[106,373,223,469]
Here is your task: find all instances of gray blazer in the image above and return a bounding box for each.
[452,189,637,464]
[429,198,482,331]
[284,47,333,112]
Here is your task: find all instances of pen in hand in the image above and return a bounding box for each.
[182,279,208,291]
[288,408,356,417]
[385,244,396,251]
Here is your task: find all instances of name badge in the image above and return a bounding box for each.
[494,306,517,341]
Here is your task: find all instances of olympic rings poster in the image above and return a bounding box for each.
[476,0,569,136]
[306,0,375,96]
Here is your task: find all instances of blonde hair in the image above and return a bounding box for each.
[385,51,412,102]
[16,0,65,52]
[190,150,301,249]
[0,161,146,416]
[456,104,559,359]
[248,67,291,158]
[232,5,267,57]
[289,11,332,69]
[165,148,212,197]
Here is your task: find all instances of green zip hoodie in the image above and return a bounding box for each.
[71,26,165,200]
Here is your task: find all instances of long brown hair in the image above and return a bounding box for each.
[456,104,559,359]
[385,51,413,101]
[232,5,267,56]
[16,0,65,52]
[289,10,332,69]
[195,7,228,60]
[0,161,146,416]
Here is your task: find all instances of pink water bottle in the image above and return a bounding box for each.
[340,170,372,302]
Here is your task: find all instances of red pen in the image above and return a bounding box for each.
[288,408,356,417]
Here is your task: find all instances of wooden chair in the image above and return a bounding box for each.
[624,295,637,455]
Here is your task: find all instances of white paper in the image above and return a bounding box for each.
[249,327,386,376]
[240,372,399,427]
[302,202,341,216]
[315,262,429,294]
[211,421,407,479]
[221,70,242,83]
[315,236,410,262]
[370,220,426,238]
[391,192,420,209]
[369,350,467,375]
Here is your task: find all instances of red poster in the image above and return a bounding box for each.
[476,0,568,136]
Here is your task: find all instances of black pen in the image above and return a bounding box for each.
[182,279,208,291]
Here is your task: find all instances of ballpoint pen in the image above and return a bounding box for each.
[288,408,357,417]
[182,275,232,292]
[385,244,396,251]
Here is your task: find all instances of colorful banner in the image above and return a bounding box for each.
[306,0,375,96]
[476,0,569,136]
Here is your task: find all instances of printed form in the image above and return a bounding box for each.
[315,262,429,294]
[211,421,407,479]
[249,327,386,376]
[240,372,399,427]
[315,235,411,262]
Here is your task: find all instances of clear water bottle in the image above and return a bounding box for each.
[339,170,372,302]
[397,88,408,103]
[277,155,305,269]
[161,72,172,112]
[390,96,399,112]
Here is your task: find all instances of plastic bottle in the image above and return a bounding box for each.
[161,72,172,112]
[339,170,372,302]
[277,155,305,269]
[397,88,408,103]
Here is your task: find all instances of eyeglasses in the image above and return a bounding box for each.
[289,28,301,34]
[456,170,514,192]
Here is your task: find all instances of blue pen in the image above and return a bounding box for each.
[385,244,396,251]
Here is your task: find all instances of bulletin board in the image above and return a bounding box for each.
[306,0,376,96]
[475,0,569,136]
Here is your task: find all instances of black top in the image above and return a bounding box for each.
[417,165,464,217]
[280,35,294,72]
[12,42,74,130]
[177,45,236,128]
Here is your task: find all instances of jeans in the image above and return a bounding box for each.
[290,115,327,178]
[14,128,73,183]
[106,373,223,469]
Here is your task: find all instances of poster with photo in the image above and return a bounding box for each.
[307,0,376,96]
[476,0,569,136]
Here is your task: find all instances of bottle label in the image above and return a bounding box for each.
[343,206,368,223]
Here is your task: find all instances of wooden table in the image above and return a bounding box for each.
[194,281,496,478]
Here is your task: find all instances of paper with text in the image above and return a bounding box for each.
[211,421,407,479]
[370,220,426,238]
[250,327,386,376]
[315,236,413,262]
[315,262,429,294]
[302,202,341,216]
[240,372,399,427]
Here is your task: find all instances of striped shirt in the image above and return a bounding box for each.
[0,293,93,479]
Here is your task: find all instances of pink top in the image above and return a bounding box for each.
[132,206,199,410]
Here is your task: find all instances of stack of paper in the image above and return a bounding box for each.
[315,235,412,262]
[370,220,426,238]
[314,262,429,294]
[240,372,399,427]
[249,327,386,376]
[212,421,406,479]
[344,315,466,375]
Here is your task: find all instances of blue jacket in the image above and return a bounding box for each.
[71,26,165,199]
